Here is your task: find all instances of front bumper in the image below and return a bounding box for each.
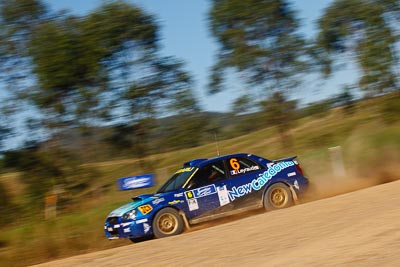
[104,217,152,239]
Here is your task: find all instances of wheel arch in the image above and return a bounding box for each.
[151,205,191,231]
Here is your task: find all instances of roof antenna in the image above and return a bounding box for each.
[214,132,220,156]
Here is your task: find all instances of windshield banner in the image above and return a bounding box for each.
[118,174,155,190]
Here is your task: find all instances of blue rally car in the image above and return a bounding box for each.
[104,153,308,242]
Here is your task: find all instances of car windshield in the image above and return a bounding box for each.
[156,167,197,193]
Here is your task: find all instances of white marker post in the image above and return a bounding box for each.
[328,146,346,178]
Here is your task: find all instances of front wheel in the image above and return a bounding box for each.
[152,208,184,238]
[263,182,293,210]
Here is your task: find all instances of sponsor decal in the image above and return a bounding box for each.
[294,180,299,190]
[123,228,131,233]
[135,219,148,224]
[152,197,165,205]
[114,224,120,228]
[192,184,217,198]
[287,172,296,177]
[187,198,199,211]
[118,174,155,190]
[217,185,230,206]
[228,161,294,201]
[174,193,184,197]
[143,223,150,234]
[230,165,260,175]
[185,191,194,199]
[185,185,217,201]
[168,200,183,205]
[107,227,113,231]
[138,204,153,215]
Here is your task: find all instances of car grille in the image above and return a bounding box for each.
[106,217,120,235]
[108,228,119,235]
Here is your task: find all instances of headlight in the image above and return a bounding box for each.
[122,210,136,221]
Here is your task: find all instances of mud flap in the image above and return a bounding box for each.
[289,186,299,204]
[179,210,191,230]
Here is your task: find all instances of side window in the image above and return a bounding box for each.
[227,157,262,177]
[186,161,227,189]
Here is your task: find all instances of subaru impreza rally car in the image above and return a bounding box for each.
[104,153,308,242]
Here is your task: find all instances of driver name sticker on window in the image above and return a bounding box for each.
[230,165,260,175]
[217,185,230,206]
[187,198,199,211]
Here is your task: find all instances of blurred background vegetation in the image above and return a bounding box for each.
[0,0,398,266]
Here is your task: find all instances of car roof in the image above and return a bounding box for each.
[183,153,262,168]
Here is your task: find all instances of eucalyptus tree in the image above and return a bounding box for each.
[317,0,399,94]
[0,1,200,202]
[0,0,199,151]
[208,0,307,144]
[208,0,306,93]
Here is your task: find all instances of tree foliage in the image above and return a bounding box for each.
[0,0,202,209]
[0,0,203,155]
[208,0,306,144]
[0,100,14,152]
[316,0,399,93]
[0,0,198,132]
[232,95,254,115]
[0,0,47,88]
[26,1,159,125]
[0,123,11,152]
[259,92,297,131]
[2,147,97,211]
[208,0,307,94]
[0,180,13,225]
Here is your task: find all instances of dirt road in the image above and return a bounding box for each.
[32,180,400,267]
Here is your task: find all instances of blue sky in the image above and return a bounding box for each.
[45,0,358,112]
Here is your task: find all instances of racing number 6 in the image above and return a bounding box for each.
[230,158,240,170]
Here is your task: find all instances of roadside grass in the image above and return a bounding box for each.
[0,93,399,267]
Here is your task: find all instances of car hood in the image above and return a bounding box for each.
[106,193,164,217]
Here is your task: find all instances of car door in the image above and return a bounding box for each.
[223,156,265,209]
[183,160,230,219]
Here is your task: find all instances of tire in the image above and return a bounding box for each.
[263,182,293,210]
[152,207,184,238]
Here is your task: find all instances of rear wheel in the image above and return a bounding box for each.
[263,182,293,210]
[152,208,184,238]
